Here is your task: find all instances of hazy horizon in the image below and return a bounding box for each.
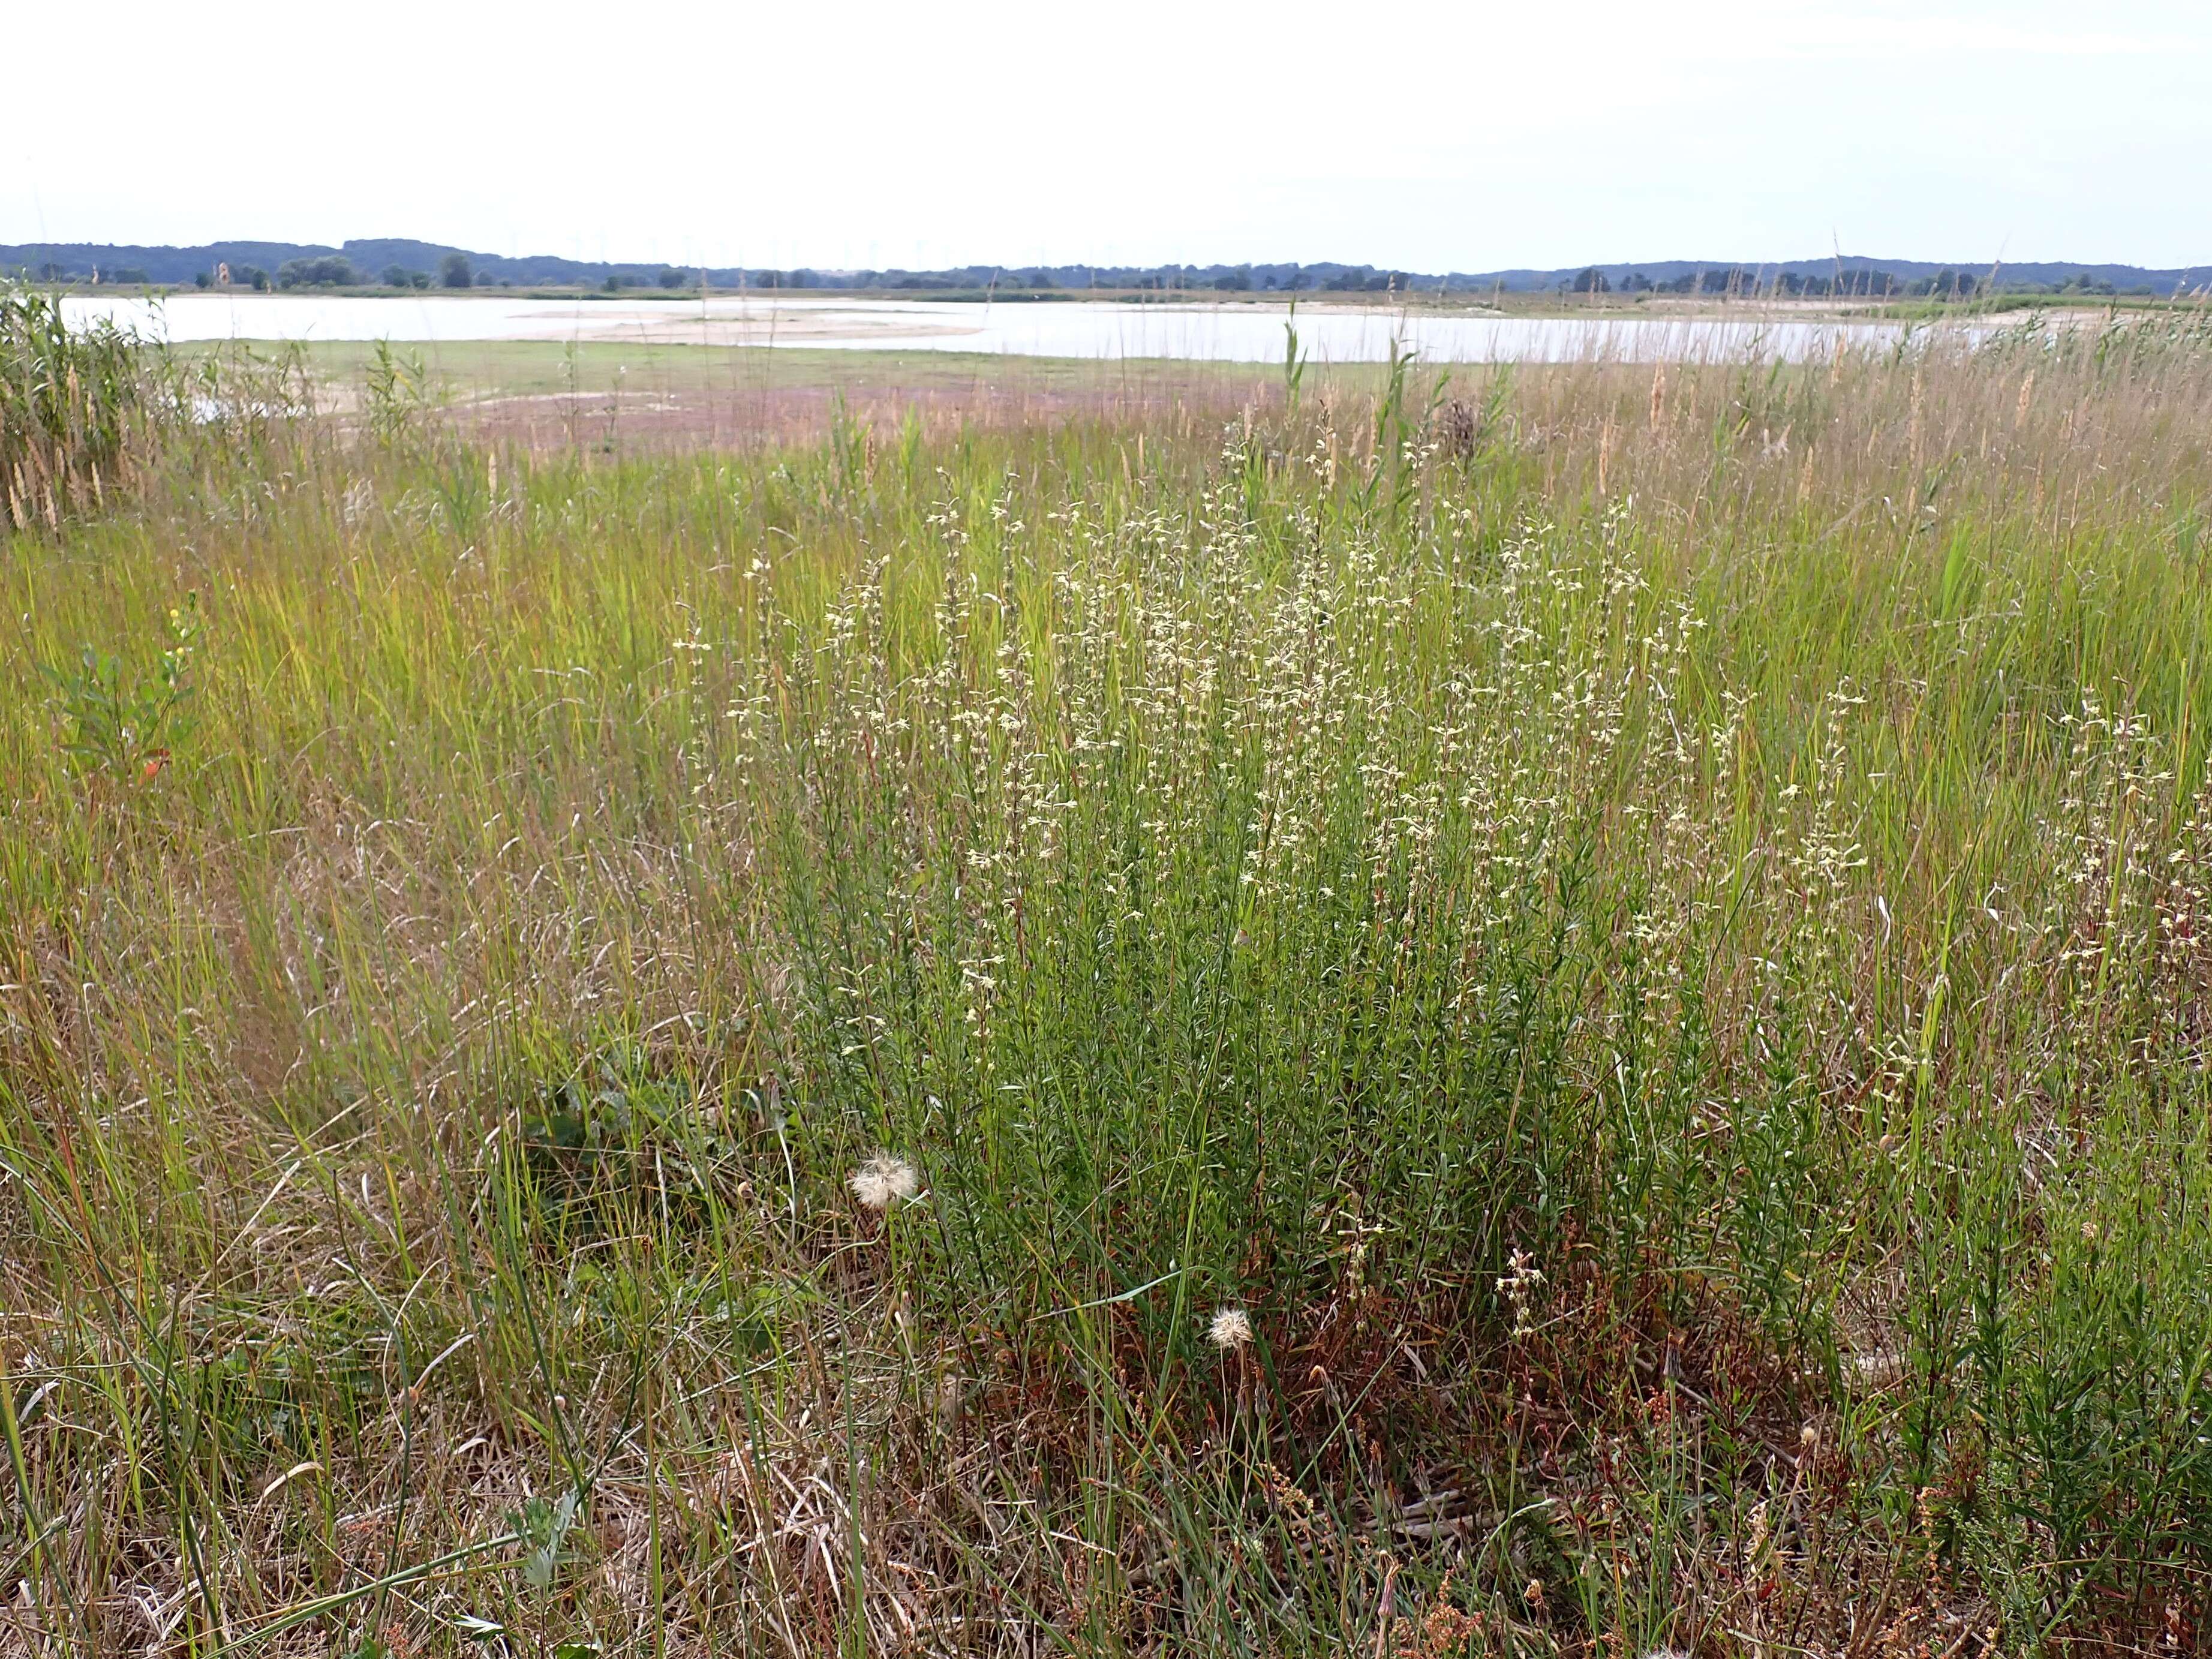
[10,238,2204,282]
[12,0,2211,275]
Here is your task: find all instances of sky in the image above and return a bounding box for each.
[10,0,2210,272]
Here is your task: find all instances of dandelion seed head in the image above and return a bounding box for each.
[849,1153,918,1212]
[1207,1308,1254,1350]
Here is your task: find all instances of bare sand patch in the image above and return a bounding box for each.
[507,303,984,347]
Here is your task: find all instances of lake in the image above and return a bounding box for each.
[59,292,1963,364]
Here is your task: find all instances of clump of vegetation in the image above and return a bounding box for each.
[41,591,202,786]
[1,285,150,528]
[2,285,320,535]
[276,255,360,289]
[5,321,2212,1655]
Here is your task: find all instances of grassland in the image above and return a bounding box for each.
[262,339,1309,453]
[6,308,2212,1657]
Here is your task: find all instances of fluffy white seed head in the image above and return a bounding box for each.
[849,1153,918,1212]
[1207,1307,1254,1350]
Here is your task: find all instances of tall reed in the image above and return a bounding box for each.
[0,287,148,530]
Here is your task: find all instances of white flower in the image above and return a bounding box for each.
[1496,1248,1546,1338]
[1207,1308,1254,1350]
[848,1153,918,1212]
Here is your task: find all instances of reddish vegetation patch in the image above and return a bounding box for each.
[451,373,1284,452]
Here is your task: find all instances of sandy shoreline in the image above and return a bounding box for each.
[509,305,989,345]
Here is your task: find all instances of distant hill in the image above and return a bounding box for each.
[0,239,735,290]
[3,240,2205,298]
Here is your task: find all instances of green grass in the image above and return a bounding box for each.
[5,318,2212,1656]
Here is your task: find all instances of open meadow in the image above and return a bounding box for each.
[7,293,2212,1655]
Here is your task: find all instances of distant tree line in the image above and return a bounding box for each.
[27,261,151,284]
[598,268,711,291]
[276,256,361,288]
[1561,266,1915,297]
[177,256,476,292]
[10,244,2195,300]
[194,267,272,290]
[1557,265,2159,301]
[258,251,485,291]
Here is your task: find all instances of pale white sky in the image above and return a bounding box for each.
[11,0,2209,272]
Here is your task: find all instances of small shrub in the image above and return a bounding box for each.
[516,1051,738,1241]
[363,339,433,445]
[43,593,203,785]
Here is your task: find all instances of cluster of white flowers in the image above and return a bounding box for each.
[1496,1248,1546,1340]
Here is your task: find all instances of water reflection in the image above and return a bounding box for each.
[59,292,1972,364]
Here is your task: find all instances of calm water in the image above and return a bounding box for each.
[61,292,1952,364]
